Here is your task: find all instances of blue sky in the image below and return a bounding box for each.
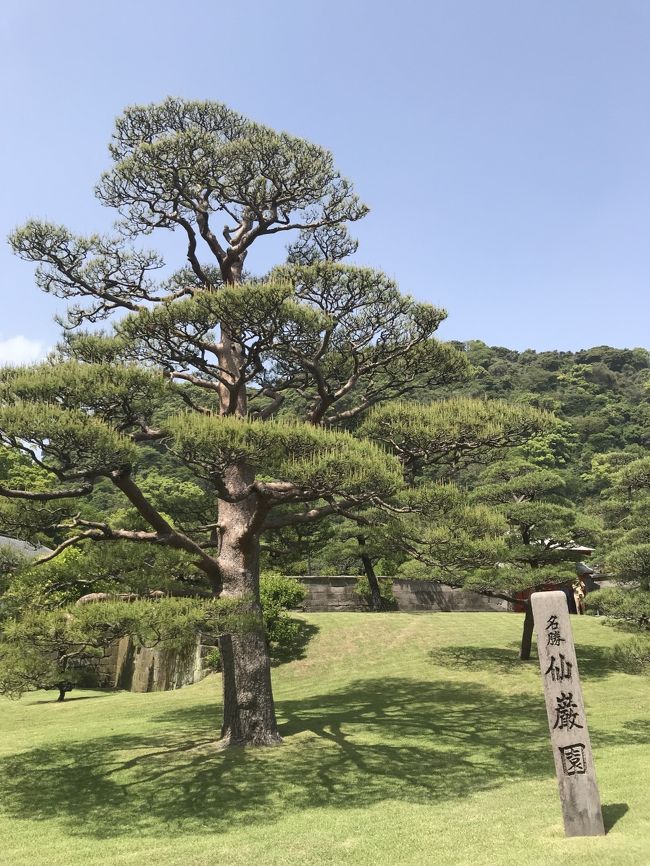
[1,0,648,362]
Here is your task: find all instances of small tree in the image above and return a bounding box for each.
[468,454,599,657]
[259,398,558,610]
[599,456,650,587]
[357,401,560,596]
[0,597,243,702]
[581,456,650,673]
[472,456,598,571]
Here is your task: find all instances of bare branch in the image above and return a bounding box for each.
[196,208,227,264]
[34,531,101,564]
[175,215,211,286]
[131,427,166,443]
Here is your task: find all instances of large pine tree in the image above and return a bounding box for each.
[2,99,549,745]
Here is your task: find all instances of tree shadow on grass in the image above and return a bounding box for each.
[0,676,647,839]
[430,643,631,680]
[33,694,112,704]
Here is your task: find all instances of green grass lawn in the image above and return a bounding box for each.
[1,612,648,866]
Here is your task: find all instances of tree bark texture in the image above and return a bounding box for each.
[217,466,281,746]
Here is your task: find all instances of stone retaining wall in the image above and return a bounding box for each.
[295,576,510,613]
[99,635,209,693]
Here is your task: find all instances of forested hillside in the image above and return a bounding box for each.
[262,343,650,585]
[454,342,650,492]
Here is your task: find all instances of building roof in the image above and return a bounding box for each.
[0,535,52,558]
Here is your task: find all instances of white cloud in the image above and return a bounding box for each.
[0,336,46,366]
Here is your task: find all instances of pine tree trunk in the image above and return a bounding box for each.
[219,630,280,746]
[519,599,534,660]
[358,535,383,612]
[213,257,280,747]
[217,467,281,747]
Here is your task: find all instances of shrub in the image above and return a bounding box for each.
[203,647,221,672]
[261,572,312,662]
[586,588,650,631]
[609,635,650,674]
[395,560,431,581]
[206,574,309,670]
[586,587,650,675]
[259,572,307,651]
[260,571,307,612]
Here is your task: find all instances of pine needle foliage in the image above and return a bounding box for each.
[387,482,509,578]
[361,398,556,466]
[0,362,170,432]
[0,403,135,477]
[168,413,402,498]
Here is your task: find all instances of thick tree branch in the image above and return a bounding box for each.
[110,471,223,590]
[196,208,227,265]
[261,497,368,530]
[176,215,211,286]
[0,483,93,501]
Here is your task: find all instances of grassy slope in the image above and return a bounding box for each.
[0,612,648,866]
